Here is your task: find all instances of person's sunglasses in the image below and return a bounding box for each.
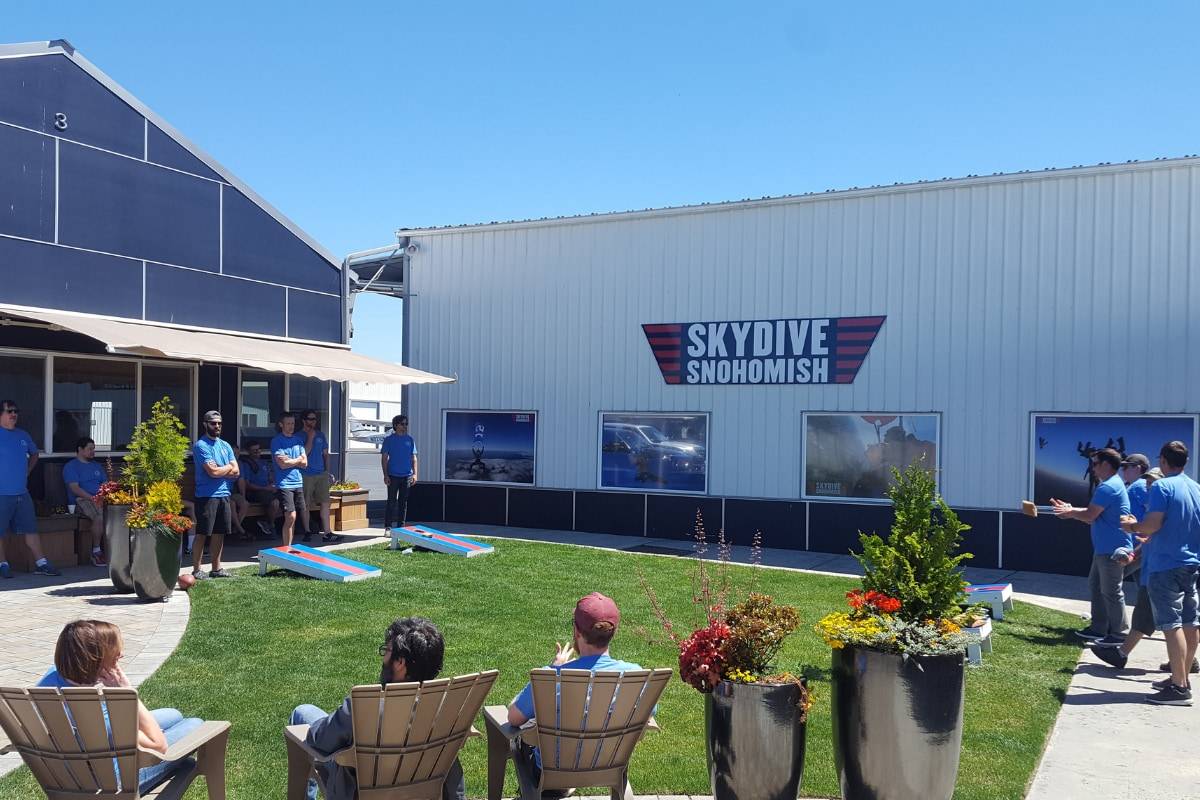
[304,417,317,422]
[206,420,222,426]
[378,642,393,657]
[2,408,18,415]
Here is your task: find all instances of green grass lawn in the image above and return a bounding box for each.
[1,539,1081,799]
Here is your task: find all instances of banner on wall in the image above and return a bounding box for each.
[1031,414,1198,506]
[642,315,885,385]
[443,410,537,485]
[803,413,939,500]
[599,413,708,493]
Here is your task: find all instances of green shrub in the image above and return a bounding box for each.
[123,397,190,492]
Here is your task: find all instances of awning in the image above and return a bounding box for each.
[0,305,454,385]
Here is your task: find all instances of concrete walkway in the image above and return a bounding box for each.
[1,521,1194,799]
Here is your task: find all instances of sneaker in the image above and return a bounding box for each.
[1074,628,1105,641]
[91,551,108,567]
[321,533,344,544]
[1093,635,1126,648]
[302,532,313,543]
[1091,646,1128,669]
[1159,659,1200,674]
[34,561,61,576]
[0,563,11,579]
[192,569,210,580]
[1147,683,1193,706]
[209,568,232,578]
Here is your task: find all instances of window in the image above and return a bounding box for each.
[240,371,284,448]
[598,412,708,493]
[802,413,940,501]
[53,357,136,452]
[0,355,47,450]
[141,365,193,435]
[289,376,328,421]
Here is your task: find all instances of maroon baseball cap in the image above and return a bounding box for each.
[575,592,620,631]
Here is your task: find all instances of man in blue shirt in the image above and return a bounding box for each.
[381,415,419,530]
[301,409,342,544]
[505,593,643,788]
[271,411,308,547]
[64,436,108,567]
[1051,447,1132,645]
[1121,453,1151,523]
[192,411,239,580]
[0,399,59,578]
[1122,441,1200,705]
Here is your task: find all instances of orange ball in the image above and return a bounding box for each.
[177,573,196,591]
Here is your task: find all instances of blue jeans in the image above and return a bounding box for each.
[138,708,204,794]
[291,704,329,800]
[1148,565,1200,631]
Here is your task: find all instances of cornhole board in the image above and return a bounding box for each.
[965,583,1014,620]
[963,617,994,666]
[390,524,494,557]
[258,544,382,582]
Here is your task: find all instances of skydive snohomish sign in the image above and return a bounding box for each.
[642,316,886,385]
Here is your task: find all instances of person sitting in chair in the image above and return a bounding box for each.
[289,617,465,800]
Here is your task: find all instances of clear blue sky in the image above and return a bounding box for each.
[8,2,1200,362]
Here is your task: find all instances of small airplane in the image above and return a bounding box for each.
[349,417,393,446]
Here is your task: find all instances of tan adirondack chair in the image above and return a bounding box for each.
[284,670,498,800]
[482,668,672,800]
[0,686,230,800]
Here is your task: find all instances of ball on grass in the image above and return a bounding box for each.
[177,573,196,591]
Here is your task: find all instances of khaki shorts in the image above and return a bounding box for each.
[302,472,332,507]
[74,496,104,525]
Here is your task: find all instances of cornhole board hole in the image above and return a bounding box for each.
[390,524,494,557]
[259,544,382,582]
[965,583,1014,620]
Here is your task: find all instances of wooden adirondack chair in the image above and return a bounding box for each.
[482,668,672,800]
[0,686,230,800]
[284,670,498,800]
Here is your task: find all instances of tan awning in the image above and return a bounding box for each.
[0,305,454,385]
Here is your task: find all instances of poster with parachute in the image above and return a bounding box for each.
[443,410,537,485]
[803,413,939,500]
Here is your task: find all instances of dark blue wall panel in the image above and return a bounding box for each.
[724,498,805,549]
[146,124,222,182]
[287,290,342,343]
[145,264,285,336]
[0,125,55,242]
[58,142,220,270]
[0,55,144,157]
[0,236,142,317]
[222,189,338,295]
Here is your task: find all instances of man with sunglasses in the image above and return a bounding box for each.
[300,410,342,544]
[0,399,59,577]
[381,415,418,530]
[191,410,239,579]
[287,617,465,800]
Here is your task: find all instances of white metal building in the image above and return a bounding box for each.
[365,156,1200,576]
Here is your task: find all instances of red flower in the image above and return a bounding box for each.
[679,620,731,692]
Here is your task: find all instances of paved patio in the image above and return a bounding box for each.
[1,522,1195,799]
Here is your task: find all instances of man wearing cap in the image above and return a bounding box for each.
[1121,453,1151,522]
[506,593,643,787]
[192,411,239,579]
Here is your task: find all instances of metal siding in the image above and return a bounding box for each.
[0,236,142,317]
[222,188,340,296]
[144,263,285,336]
[0,124,55,242]
[146,123,223,182]
[285,289,342,343]
[403,160,1200,509]
[58,141,221,270]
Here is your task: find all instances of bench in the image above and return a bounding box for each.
[964,583,1014,620]
[963,617,993,666]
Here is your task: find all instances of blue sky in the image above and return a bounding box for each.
[7,2,1200,361]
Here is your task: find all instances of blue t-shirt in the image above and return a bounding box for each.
[1089,474,1132,555]
[0,427,37,497]
[510,653,644,722]
[193,437,237,498]
[63,458,105,498]
[38,666,72,688]
[1127,478,1149,523]
[1144,473,1200,575]
[239,456,273,489]
[271,434,306,489]
[381,433,418,477]
[302,431,328,476]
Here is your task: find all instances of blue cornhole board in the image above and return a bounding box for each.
[389,524,494,557]
[965,583,1014,620]
[258,543,382,582]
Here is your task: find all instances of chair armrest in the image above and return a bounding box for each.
[482,705,525,742]
[140,720,231,765]
[0,736,13,756]
[284,724,354,766]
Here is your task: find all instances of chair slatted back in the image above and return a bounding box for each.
[349,670,498,798]
[530,668,671,778]
[0,686,142,799]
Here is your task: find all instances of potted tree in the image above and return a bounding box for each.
[815,462,973,800]
[645,516,811,800]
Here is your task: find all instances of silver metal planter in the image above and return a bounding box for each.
[104,504,135,593]
[129,527,181,602]
[705,679,808,800]
[831,645,965,800]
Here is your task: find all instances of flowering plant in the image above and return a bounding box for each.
[330,481,361,491]
[643,513,811,717]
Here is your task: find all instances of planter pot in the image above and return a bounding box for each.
[104,504,135,593]
[705,679,807,800]
[129,528,181,603]
[831,645,965,800]
[330,489,369,532]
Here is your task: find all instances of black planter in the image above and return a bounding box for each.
[104,503,135,594]
[831,645,965,800]
[705,679,807,800]
[129,528,181,602]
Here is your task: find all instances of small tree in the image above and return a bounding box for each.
[856,461,971,622]
[123,397,189,492]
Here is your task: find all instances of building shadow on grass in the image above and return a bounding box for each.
[1005,622,1079,648]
